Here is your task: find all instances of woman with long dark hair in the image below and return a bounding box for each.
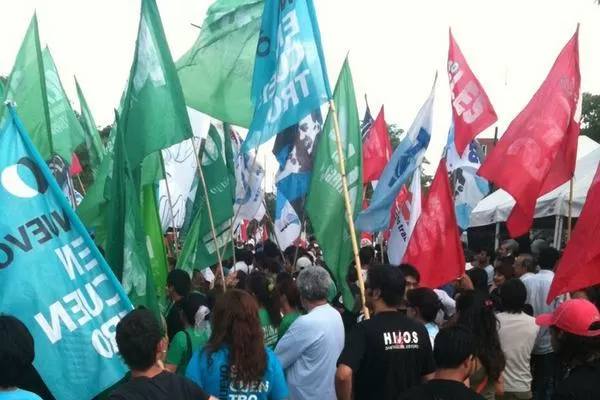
[456,290,506,400]
[185,290,288,399]
[248,271,282,349]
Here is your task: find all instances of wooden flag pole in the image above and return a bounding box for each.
[191,138,227,293]
[159,154,181,256]
[567,177,574,241]
[329,99,370,319]
[76,175,87,195]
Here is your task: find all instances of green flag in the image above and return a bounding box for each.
[3,15,67,162]
[306,59,362,310]
[141,184,169,298]
[105,112,159,313]
[177,123,234,274]
[176,0,263,128]
[42,47,86,155]
[121,0,193,171]
[75,77,105,175]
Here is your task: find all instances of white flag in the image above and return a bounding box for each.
[388,169,421,264]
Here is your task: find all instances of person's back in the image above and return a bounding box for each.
[109,372,208,400]
[276,267,344,400]
[345,311,434,399]
[399,325,485,400]
[336,265,435,400]
[496,279,539,398]
[276,303,344,399]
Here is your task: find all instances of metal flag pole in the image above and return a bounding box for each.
[329,98,370,319]
[190,138,227,293]
[159,152,181,255]
[567,178,574,241]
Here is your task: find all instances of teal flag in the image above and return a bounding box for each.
[0,106,132,400]
[306,59,362,310]
[176,0,263,128]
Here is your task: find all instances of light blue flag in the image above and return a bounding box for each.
[242,0,331,153]
[355,87,435,232]
[445,120,490,230]
[0,106,132,400]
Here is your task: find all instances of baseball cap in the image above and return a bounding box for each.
[536,299,600,337]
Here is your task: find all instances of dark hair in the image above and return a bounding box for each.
[263,240,280,260]
[494,257,516,281]
[180,294,207,326]
[235,249,254,266]
[407,288,441,323]
[471,245,491,257]
[467,268,489,293]
[346,262,358,284]
[359,247,375,265]
[206,290,267,385]
[277,279,301,309]
[434,325,477,369]
[553,323,600,367]
[276,272,294,285]
[116,309,163,371]
[399,263,420,284]
[167,269,191,297]
[367,265,406,307]
[234,270,249,290]
[499,279,527,313]
[464,249,475,263]
[456,290,505,382]
[0,315,35,388]
[539,248,560,271]
[263,258,282,276]
[247,271,282,326]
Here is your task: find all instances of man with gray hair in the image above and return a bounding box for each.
[514,254,536,281]
[275,266,344,400]
[499,239,520,258]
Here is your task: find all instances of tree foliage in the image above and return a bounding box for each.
[581,92,600,144]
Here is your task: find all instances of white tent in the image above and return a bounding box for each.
[469,136,600,228]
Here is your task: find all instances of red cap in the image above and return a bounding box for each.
[536,299,600,337]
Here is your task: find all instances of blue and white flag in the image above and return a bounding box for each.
[355,86,435,233]
[445,120,489,230]
[273,109,323,248]
[242,0,331,153]
[0,107,132,400]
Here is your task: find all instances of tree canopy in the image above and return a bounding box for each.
[581,92,600,144]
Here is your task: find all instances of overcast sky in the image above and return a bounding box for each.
[1,0,599,184]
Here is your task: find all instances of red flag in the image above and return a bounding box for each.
[403,161,465,289]
[448,29,498,154]
[478,27,581,238]
[362,106,392,183]
[547,163,600,302]
[69,154,83,176]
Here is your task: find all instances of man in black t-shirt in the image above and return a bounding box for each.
[109,309,212,400]
[336,265,436,400]
[399,325,485,400]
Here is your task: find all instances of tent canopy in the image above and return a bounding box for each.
[469,136,600,228]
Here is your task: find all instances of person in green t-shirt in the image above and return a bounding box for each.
[248,271,281,349]
[165,294,211,374]
[276,279,302,342]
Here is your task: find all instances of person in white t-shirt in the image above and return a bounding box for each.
[497,279,540,399]
[471,246,494,287]
[228,248,254,275]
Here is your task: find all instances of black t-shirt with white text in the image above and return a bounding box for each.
[108,371,209,400]
[398,379,485,400]
[337,311,436,400]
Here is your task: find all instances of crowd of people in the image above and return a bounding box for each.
[2,237,600,400]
